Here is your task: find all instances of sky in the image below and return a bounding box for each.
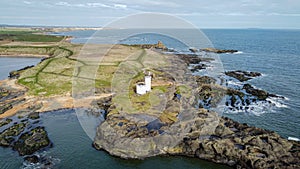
[0,0,300,29]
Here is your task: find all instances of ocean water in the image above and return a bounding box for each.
[29,110,229,169]
[0,29,299,168]
[60,29,300,138]
[0,57,41,80]
[202,29,300,139]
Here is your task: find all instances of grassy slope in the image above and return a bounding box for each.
[0,30,186,124]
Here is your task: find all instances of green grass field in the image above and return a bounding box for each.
[0,30,64,42]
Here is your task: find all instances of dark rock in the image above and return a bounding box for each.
[28,112,40,120]
[94,96,112,112]
[225,70,261,82]
[24,155,39,163]
[268,93,285,99]
[0,104,12,115]
[13,126,51,156]
[201,48,238,54]
[190,64,207,72]
[0,122,27,146]
[243,84,269,100]
[176,54,214,65]
[0,118,13,127]
[194,76,216,85]
[179,116,300,169]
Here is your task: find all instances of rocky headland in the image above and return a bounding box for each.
[0,37,299,169]
[92,51,299,169]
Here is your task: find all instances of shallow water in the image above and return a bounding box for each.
[0,57,41,80]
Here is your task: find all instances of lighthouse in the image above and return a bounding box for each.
[145,75,151,92]
[136,73,152,95]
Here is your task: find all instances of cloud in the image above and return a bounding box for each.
[55,1,71,6]
[173,11,300,17]
[86,3,111,8]
[267,13,300,16]
[23,1,32,5]
[54,1,127,10]
[114,4,127,9]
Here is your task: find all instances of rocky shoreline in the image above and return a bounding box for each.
[0,43,299,168]
[0,112,51,156]
[92,51,299,168]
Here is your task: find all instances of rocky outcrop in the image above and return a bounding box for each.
[242,84,268,100]
[0,122,28,147]
[177,116,299,169]
[193,76,216,84]
[190,64,207,72]
[201,48,238,54]
[0,118,12,127]
[94,107,299,168]
[0,87,26,115]
[13,126,51,156]
[0,112,51,156]
[93,49,299,168]
[24,155,39,163]
[225,70,261,82]
[176,54,214,65]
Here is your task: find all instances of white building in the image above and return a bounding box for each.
[136,75,152,95]
[136,82,147,95]
[145,75,151,92]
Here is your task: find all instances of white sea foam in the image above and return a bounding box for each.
[233,51,243,54]
[22,151,61,169]
[227,80,243,86]
[266,97,288,108]
[288,137,300,142]
[224,95,288,116]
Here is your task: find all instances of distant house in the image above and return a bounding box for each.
[136,75,152,95]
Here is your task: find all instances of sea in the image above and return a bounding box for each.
[0,29,299,169]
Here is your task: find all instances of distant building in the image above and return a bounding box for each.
[136,74,152,95]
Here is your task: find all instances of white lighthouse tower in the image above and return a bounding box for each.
[145,75,151,92]
[136,73,152,95]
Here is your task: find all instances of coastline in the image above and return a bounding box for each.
[0,31,299,168]
[0,54,47,58]
[0,78,113,119]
